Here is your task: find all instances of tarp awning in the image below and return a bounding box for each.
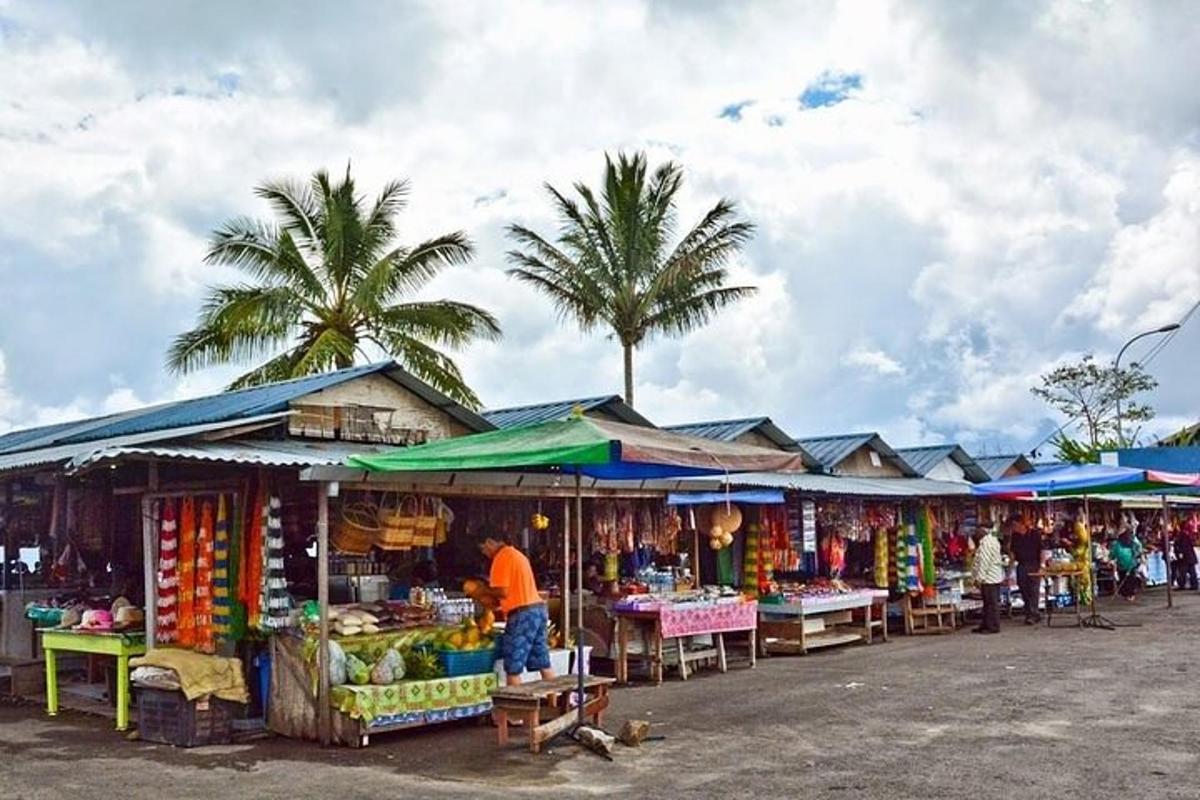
[667,490,786,506]
[348,416,808,479]
[970,463,1200,498]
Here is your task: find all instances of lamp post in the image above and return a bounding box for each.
[1114,323,1180,447]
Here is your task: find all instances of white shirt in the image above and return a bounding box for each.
[972,531,1004,585]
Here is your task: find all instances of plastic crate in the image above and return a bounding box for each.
[136,688,235,747]
[436,645,497,677]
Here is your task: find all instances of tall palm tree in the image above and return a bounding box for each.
[506,152,755,407]
[167,166,501,408]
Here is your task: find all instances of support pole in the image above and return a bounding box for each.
[562,497,570,644]
[2,481,12,591]
[575,471,585,724]
[1163,494,1173,609]
[316,483,331,746]
[141,497,157,649]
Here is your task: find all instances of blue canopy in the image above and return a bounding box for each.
[970,463,1200,498]
[667,490,786,506]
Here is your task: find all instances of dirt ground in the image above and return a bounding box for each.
[4,590,1200,800]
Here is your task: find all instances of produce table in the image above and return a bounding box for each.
[330,672,496,731]
[1031,569,1086,628]
[758,589,888,655]
[612,600,757,685]
[39,629,147,731]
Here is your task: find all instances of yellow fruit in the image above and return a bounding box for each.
[447,632,464,650]
[466,628,480,646]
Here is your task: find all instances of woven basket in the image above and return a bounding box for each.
[412,496,439,548]
[377,494,418,551]
[333,501,379,555]
[711,504,743,534]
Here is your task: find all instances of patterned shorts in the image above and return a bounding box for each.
[501,604,551,675]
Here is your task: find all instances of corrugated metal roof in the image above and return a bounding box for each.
[663,417,818,467]
[672,472,972,497]
[0,361,493,458]
[67,438,397,473]
[483,396,654,429]
[895,444,990,483]
[972,454,1035,480]
[0,413,290,475]
[796,433,918,477]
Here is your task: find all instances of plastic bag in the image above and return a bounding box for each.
[328,640,348,686]
[370,648,403,685]
[346,653,370,685]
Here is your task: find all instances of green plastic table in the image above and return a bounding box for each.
[39,629,147,731]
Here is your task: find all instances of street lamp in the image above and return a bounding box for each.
[1114,323,1181,447]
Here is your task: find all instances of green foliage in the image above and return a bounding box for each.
[1050,434,1122,464]
[167,165,500,408]
[506,152,756,405]
[1031,354,1157,447]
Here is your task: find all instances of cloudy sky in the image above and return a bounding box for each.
[0,0,1197,455]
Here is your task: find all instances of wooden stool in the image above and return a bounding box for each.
[491,675,616,753]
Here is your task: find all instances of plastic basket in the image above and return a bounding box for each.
[136,688,235,747]
[436,645,497,678]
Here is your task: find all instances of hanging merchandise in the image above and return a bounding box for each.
[177,497,197,648]
[905,519,922,595]
[894,523,907,593]
[743,523,760,595]
[874,528,889,589]
[716,545,735,586]
[261,495,290,631]
[1074,515,1093,605]
[918,505,936,599]
[228,493,248,641]
[156,500,179,644]
[241,486,265,630]
[194,500,215,653]
[212,495,232,642]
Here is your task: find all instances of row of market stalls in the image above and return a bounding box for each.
[2,361,1198,748]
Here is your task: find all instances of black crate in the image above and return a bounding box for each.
[136,688,235,747]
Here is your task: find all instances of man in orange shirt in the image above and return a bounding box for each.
[479,536,555,686]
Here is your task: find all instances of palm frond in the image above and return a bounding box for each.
[254,178,321,252]
[166,284,302,374]
[642,285,758,339]
[292,326,357,376]
[227,348,306,390]
[369,331,483,409]
[356,232,475,311]
[376,300,501,347]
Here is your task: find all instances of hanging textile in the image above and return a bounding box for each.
[241,486,265,629]
[261,495,290,630]
[874,528,889,589]
[905,522,922,595]
[715,545,735,586]
[155,501,178,644]
[742,524,761,596]
[894,524,908,593]
[213,495,232,641]
[228,493,248,641]
[918,506,937,599]
[194,500,215,653]
[177,497,197,648]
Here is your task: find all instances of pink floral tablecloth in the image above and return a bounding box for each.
[653,601,758,638]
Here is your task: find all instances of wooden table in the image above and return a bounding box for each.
[491,675,615,753]
[612,601,758,685]
[39,629,146,731]
[758,590,888,654]
[1031,569,1086,629]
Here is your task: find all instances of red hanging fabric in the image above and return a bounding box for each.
[194,500,215,653]
[155,500,178,644]
[177,497,197,648]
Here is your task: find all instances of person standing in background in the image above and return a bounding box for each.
[1009,518,1043,625]
[972,524,1004,634]
[477,535,555,686]
[1173,522,1198,591]
[1111,529,1143,601]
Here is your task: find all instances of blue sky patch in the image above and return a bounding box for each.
[718,100,754,121]
[799,71,862,109]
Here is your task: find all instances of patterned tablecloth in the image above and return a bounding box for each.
[330,672,497,724]
[614,601,758,638]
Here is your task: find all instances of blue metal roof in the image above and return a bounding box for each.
[795,432,918,476]
[895,444,990,483]
[664,417,769,442]
[0,361,493,458]
[483,396,654,429]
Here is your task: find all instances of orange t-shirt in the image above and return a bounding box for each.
[489,545,541,615]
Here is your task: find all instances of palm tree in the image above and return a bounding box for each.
[167,165,501,408]
[506,152,755,407]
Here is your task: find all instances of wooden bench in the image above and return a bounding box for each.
[491,675,615,753]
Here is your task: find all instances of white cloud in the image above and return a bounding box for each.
[843,346,906,378]
[0,0,1196,454]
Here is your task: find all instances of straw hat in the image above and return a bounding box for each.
[113,606,144,630]
[56,607,82,629]
[711,504,743,534]
[76,609,113,631]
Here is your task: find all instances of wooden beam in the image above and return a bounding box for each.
[336,481,663,500]
[316,482,331,746]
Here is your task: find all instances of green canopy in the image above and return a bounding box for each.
[348,415,807,478]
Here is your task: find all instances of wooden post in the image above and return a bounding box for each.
[316,482,331,746]
[562,497,570,644]
[1163,495,1173,609]
[2,480,12,591]
[575,472,585,722]
[141,496,157,649]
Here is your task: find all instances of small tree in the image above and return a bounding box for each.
[1031,354,1157,449]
